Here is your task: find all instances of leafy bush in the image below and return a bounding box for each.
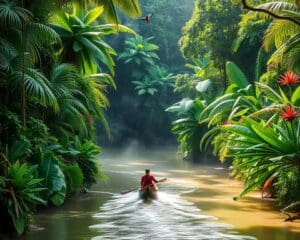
[0,110,23,145]
[276,169,300,207]
[25,117,58,150]
[224,117,300,200]
[6,162,45,235]
[0,153,45,236]
[59,136,105,187]
[167,98,206,161]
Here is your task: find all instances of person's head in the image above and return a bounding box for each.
[145,169,150,175]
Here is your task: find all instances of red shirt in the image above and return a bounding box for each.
[141,175,157,188]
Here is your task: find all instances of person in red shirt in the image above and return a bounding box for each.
[140,169,158,189]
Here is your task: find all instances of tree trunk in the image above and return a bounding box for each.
[21,0,26,126]
[21,84,26,126]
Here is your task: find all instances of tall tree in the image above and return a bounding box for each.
[179,0,242,85]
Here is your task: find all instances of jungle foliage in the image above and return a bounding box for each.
[98,0,193,146]
[168,0,300,210]
[1,0,300,235]
[0,0,140,236]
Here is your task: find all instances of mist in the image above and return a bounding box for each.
[97,0,194,147]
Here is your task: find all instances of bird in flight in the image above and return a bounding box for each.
[139,13,153,24]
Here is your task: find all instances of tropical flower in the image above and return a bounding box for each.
[280,106,299,121]
[278,71,299,85]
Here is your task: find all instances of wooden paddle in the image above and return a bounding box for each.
[120,178,167,195]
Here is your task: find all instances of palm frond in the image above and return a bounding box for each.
[0,38,18,71]
[263,20,300,51]
[0,0,32,28]
[11,68,58,111]
[85,73,116,89]
[256,1,297,14]
[49,63,77,99]
[95,0,141,23]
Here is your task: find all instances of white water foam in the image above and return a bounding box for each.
[90,179,256,240]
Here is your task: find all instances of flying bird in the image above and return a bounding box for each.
[139,13,153,24]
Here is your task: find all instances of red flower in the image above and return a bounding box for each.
[280,106,299,121]
[278,71,299,85]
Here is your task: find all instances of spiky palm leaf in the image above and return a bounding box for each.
[118,35,159,68]
[224,117,300,200]
[12,68,58,110]
[45,64,89,137]
[263,20,300,51]
[257,1,296,13]
[0,2,60,64]
[95,0,141,23]
[50,4,134,75]
[247,1,300,70]
[0,0,31,27]
[0,41,58,111]
[238,1,300,69]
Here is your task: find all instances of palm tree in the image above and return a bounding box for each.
[118,35,159,80]
[45,63,114,138]
[132,66,175,96]
[44,63,87,137]
[0,1,60,124]
[50,4,134,75]
[118,35,159,66]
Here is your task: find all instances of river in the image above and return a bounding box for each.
[23,146,300,240]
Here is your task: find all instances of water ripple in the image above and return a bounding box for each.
[90,188,256,240]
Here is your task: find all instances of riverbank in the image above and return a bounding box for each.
[177,166,300,239]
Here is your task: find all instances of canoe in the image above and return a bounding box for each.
[139,186,158,199]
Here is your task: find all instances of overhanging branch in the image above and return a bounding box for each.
[241,0,300,26]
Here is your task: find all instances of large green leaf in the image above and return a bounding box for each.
[225,83,239,94]
[97,0,141,23]
[199,93,237,121]
[38,152,66,206]
[223,124,262,144]
[291,86,300,105]
[63,165,84,191]
[8,208,25,236]
[251,124,288,152]
[226,61,249,88]
[209,99,236,116]
[97,24,136,35]
[84,6,104,24]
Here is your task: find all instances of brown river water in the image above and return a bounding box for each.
[23,146,300,240]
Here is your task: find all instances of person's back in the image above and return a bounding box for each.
[141,169,158,188]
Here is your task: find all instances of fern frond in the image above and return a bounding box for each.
[263,20,300,51]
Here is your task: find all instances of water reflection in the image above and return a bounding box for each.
[90,179,256,240]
